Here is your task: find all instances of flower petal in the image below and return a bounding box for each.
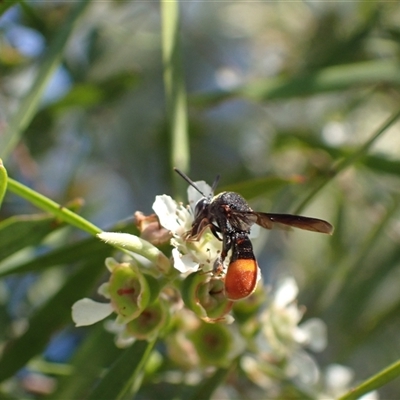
[286,350,320,385]
[274,277,298,308]
[72,298,113,327]
[152,195,179,231]
[172,248,198,273]
[298,317,327,352]
[325,364,354,393]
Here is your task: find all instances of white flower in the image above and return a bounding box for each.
[324,364,354,397]
[258,277,305,357]
[297,318,327,352]
[286,349,320,386]
[274,276,298,308]
[72,258,156,329]
[251,276,328,392]
[72,270,115,327]
[72,269,114,326]
[259,277,327,357]
[318,364,379,400]
[152,182,223,275]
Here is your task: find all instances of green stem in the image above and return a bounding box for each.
[339,359,400,400]
[7,178,101,236]
[161,0,190,196]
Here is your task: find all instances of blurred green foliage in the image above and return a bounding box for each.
[1,1,400,398]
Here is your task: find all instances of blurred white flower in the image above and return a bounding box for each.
[287,349,320,386]
[259,277,327,358]
[324,364,354,397]
[246,276,329,395]
[297,318,328,352]
[274,276,298,308]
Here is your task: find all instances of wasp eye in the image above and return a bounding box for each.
[194,198,208,218]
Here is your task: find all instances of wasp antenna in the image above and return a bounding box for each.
[212,174,220,192]
[174,168,207,197]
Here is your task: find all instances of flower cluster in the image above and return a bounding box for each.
[241,277,327,393]
[71,180,235,343]
[70,180,371,398]
[72,257,169,346]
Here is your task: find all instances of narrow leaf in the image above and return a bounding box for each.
[0,159,7,208]
[0,0,92,160]
[50,324,123,400]
[294,109,400,213]
[191,60,400,107]
[222,175,303,201]
[188,366,232,400]
[0,251,109,383]
[87,339,156,400]
[0,235,105,277]
[0,214,65,261]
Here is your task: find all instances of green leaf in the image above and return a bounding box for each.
[0,250,109,383]
[0,1,18,16]
[221,175,302,201]
[294,109,400,213]
[347,246,400,327]
[274,133,400,178]
[86,339,156,400]
[0,0,92,160]
[0,233,101,277]
[0,213,65,262]
[338,199,400,325]
[0,159,7,208]
[47,72,139,112]
[0,222,138,277]
[50,324,123,400]
[188,366,232,400]
[317,196,400,314]
[191,60,400,107]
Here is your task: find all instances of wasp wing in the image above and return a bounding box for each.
[225,210,258,231]
[252,212,333,234]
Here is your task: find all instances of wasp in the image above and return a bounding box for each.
[175,168,333,301]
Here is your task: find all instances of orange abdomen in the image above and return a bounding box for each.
[225,258,259,301]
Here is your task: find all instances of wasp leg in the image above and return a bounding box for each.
[210,224,222,241]
[213,233,232,275]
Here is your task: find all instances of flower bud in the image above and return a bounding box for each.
[188,321,233,367]
[181,271,233,323]
[107,262,160,324]
[134,211,172,245]
[125,299,169,341]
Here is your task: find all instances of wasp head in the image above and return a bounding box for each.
[194,197,210,219]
